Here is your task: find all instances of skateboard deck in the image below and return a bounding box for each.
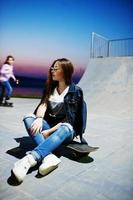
[66,141,99,158]
[0,102,13,107]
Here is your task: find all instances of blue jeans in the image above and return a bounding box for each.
[1,81,13,98]
[23,114,74,162]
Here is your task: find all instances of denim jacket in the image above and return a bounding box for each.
[63,83,87,141]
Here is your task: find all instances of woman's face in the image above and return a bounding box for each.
[51,61,64,82]
[7,57,14,65]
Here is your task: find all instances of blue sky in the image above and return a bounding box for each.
[0,0,133,77]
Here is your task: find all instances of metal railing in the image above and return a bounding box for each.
[90,32,133,58]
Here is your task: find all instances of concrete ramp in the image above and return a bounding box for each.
[79,57,133,118]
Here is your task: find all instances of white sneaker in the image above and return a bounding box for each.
[12,154,37,182]
[39,154,61,176]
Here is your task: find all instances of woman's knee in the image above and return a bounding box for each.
[61,123,74,134]
[23,113,36,121]
[60,123,74,141]
[8,87,13,95]
[57,124,72,139]
[60,124,70,133]
[23,114,36,128]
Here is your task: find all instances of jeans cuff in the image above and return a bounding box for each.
[27,150,41,162]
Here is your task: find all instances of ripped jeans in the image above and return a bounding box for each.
[23,114,74,162]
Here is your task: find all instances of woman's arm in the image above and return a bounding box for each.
[30,103,47,134]
[11,73,16,81]
[41,123,62,138]
[36,103,47,118]
[0,64,10,76]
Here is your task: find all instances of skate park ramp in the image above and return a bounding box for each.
[0,57,133,200]
[79,57,133,119]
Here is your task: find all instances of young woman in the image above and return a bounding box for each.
[0,55,16,104]
[12,58,87,182]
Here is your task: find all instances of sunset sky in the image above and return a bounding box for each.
[0,0,133,78]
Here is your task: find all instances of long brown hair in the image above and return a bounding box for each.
[42,58,74,104]
[4,55,15,64]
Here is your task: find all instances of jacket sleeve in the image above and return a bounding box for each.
[77,87,88,144]
[78,88,87,133]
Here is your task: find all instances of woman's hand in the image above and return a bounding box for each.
[42,122,62,138]
[41,130,50,139]
[30,118,43,135]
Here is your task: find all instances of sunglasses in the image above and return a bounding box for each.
[50,67,60,72]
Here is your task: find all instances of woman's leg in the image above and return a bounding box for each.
[23,114,50,146]
[12,123,74,181]
[0,84,5,103]
[2,81,13,99]
[31,123,74,161]
[35,123,74,175]
[12,114,51,182]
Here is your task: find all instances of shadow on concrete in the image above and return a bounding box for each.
[6,136,94,163]
[6,137,36,159]
[6,136,94,186]
[7,171,22,186]
[54,145,94,163]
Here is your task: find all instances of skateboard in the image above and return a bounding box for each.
[0,102,13,107]
[65,141,99,158]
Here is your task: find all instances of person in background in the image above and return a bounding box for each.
[12,58,87,182]
[0,55,16,105]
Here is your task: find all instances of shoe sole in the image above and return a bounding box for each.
[12,168,24,182]
[39,164,59,176]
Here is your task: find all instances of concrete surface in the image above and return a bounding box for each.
[0,57,133,200]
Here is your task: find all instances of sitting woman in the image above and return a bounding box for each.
[12,58,87,182]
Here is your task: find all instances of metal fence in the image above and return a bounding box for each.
[90,32,133,58]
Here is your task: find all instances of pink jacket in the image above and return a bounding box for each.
[0,64,16,82]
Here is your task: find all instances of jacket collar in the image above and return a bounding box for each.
[68,82,76,93]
